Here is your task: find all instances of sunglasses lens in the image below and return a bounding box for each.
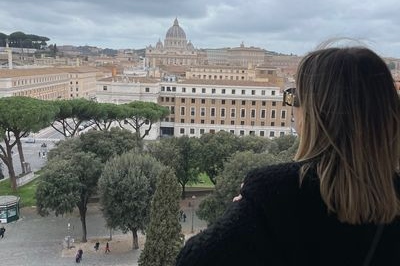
[283,88,297,106]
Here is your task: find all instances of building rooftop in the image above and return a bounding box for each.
[98,76,159,84]
[0,68,67,78]
[177,79,278,87]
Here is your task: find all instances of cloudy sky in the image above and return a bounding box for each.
[1,0,399,57]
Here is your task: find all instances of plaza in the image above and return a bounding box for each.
[0,198,206,266]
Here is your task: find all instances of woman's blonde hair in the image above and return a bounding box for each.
[295,47,400,224]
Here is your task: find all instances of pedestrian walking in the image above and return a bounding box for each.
[105,242,110,253]
[179,210,183,222]
[94,241,100,251]
[183,212,187,222]
[0,226,5,238]
[75,248,83,263]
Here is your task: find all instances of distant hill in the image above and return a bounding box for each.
[57,45,146,56]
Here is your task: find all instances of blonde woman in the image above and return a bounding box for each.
[176,47,400,266]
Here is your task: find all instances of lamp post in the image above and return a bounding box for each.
[191,195,196,233]
[67,223,71,249]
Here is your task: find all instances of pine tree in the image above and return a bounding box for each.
[138,167,184,266]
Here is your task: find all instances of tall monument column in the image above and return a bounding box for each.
[5,39,13,69]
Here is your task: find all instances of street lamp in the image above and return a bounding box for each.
[191,195,196,233]
[67,223,71,249]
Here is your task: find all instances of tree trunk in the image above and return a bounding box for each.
[132,228,139,250]
[181,184,186,199]
[16,139,26,174]
[2,141,17,191]
[78,207,88,242]
[6,157,17,191]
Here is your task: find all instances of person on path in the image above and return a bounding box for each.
[105,242,110,253]
[0,226,5,238]
[75,248,83,263]
[94,241,100,251]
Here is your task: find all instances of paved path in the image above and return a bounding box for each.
[0,205,139,266]
[0,199,207,266]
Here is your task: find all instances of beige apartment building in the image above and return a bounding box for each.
[185,64,284,86]
[205,44,266,67]
[95,76,294,139]
[96,76,160,104]
[0,67,105,100]
[159,79,292,138]
[227,43,266,67]
[61,67,103,99]
[0,68,70,99]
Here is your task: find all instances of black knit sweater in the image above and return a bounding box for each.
[175,162,400,266]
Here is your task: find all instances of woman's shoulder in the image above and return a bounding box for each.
[241,161,303,199]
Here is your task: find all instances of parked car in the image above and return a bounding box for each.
[24,138,35,143]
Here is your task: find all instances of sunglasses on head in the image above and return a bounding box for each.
[283,88,299,107]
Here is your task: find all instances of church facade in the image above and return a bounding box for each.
[145,18,206,68]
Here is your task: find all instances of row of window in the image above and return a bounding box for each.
[191,74,246,80]
[161,86,277,96]
[13,75,67,86]
[190,68,248,74]
[161,97,282,107]
[177,106,286,119]
[102,86,151,93]
[165,117,287,127]
[179,128,286,137]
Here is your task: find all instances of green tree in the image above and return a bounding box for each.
[238,135,272,153]
[274,137,299,163]
[36,143,102,242]
[196,135,298,224]
[197,151,279,225]
[122,101,169,145]
[148,136,201,198]
[8,31,26,47]
[138,168,183,266]
[0,33,7,47]
[79,128,139,163]
[98,152,163,249]
[51,98,97,138]
[198,131,240,184]
[0,97,57,190]
[91,102,127,131]
[269,134,298,155]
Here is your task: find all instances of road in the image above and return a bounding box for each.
[2,124,74,178]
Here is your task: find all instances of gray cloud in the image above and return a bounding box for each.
[0,0,399,57]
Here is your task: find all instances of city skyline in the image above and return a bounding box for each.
[1,0,399,58]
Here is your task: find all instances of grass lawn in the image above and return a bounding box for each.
[0,177,40,207]
[188,173,214,188]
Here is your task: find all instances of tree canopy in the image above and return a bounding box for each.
[197,135,298,225]
[122,101,169,143]
[198,131,241,184]
[148,136,201,198]
[0,31,49,48]
[36,140,102,242]
[51,98,97,137]
[98,152,164,249]
[79,127,139,163]
[0,97,57,190]
[138,168,183,266]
